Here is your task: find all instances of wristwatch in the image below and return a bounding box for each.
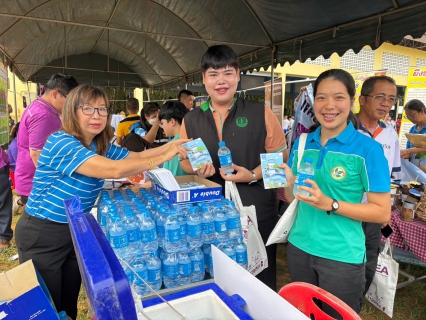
[327,198,339,215]
[248,170,258,185]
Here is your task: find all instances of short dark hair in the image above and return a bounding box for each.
[121,133,157,152]
[141,102,160,118]
[360,76,396,96]
[178,90,194,101]
[10,122,20,139]
[405,99,426,113]
[126,98,139,112]
[45,73,78,95]
[201,45,239,74]
[310,69,358,132]
[159,101,188,125]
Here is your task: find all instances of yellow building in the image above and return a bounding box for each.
[7,71,37,123]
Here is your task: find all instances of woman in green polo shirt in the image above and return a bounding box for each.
[281,69,390,316]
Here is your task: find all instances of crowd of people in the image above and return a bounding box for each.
[0,43,424,319]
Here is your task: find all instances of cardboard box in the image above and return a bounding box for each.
[152,175,222,204]
[0,260,58,320]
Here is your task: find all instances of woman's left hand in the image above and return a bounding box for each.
[295,179,332,211]
[400,149,411,159]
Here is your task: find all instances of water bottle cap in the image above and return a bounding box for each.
[304,157,313,164]
[218,141,225,147]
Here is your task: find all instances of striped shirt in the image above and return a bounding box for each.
[26,131,129,223]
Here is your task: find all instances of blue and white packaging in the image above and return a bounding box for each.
[153,176,222,204]
[183,138,213,171]
[260,153,287,189]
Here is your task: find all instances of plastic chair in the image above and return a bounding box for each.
[278,282,361,320]
[9,168,15,190]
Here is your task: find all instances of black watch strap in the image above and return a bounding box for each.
[327,198,339,215]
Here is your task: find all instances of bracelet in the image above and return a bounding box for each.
[148,157,154,169]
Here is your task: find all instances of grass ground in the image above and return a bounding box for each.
[2,211,426,319]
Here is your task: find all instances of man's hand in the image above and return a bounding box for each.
[196,163,215,178]
[219,164,252,183]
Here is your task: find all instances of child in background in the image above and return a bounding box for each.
[159,101,188,176]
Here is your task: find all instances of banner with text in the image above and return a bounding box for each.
[352,70,387,114]
[399,67,426,150]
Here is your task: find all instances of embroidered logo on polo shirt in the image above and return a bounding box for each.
[236,117,248,128]
[330,166,347,180]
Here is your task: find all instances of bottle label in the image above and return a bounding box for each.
[179,262,192,276]
[214,220,228,233]
[202,221,215,234]
[100,214,107,226]
[218,154,233,166]
[127,228,140,243]
[192,260,204,273]
[163,264,179,278]
[110,234,128,249]
[187,223,202,237]
[134,270,148,285]
[228,217,241,230]
[227,253,237,261]
[140,228,157,243]
[166,229,180,243]
[236,251,248,264]
[147,268,161,282]
[156,225,165,238]
[180,224,187,237]
[295,173,314,188]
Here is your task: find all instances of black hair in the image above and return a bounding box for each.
[201,45,239,74]
[141,102,160,118]
[126,98,139,112]
[178,89,194,101]
[121,133,157,152]
[360,75,397,96]
[405,99,426,113]
[45,73,79,95]
[158,101,188,125]
[309,69,358,132]
[10,122,20,139]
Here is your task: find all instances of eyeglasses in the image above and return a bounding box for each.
[405,112,418,121]
[79,106,110,117]
[364,94,396,104]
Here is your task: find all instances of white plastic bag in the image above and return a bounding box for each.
[266,133,307,245]
[225,181,268,276]
[398,158,426,183]
[365,238,399,318]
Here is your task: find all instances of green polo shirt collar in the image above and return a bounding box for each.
[311,122,356,145]
[200,96,238,112]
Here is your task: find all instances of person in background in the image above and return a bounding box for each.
[178,89,195,111]
[15,84,188,319]
[282,115,289,133]
[115,98,141,145]
[288,115,294,130]
[400,99,426,170]
[396,114,402,134]
[109,109,125,136]
[180,44,287,290]
[7,122,20,173]
[280,69,390,316]
[0,147,12,250]
[159,100,188,176]
[8,104,15,134]
[131,102,169,146]
[15,73,78,208]
[357,75,400,296]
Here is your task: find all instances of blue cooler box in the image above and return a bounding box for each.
[65,196,252,320]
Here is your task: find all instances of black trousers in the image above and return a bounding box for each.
[362,221,382,296]
[256,215,278,291]
[15,211,81,320]
[0,164,13,241]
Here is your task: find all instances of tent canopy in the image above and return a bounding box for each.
[0,0,425,89]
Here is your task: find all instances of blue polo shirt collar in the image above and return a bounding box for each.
[310,122,356,145]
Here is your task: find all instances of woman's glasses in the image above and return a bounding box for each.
[79,106,109,117]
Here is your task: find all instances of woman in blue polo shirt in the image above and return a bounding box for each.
[15,85,188,319]
[281,69,390,315]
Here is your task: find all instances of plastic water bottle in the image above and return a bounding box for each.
[213,204,229,242]
[145,253,162,291]
[164,209,181,253]
[130,254,148,296]
[189,247,205,283]
[219,242,237,262]
[156,208,167,248]
[202,244,211,274]
[162,252,180,288]
[123,211,140,249]
[225,201,242,240]
[108,215,128,259]
[176,206,188,247]
[178,245,192,286]
[293,157,315,196]
[58,311,72,320]
[208,242,219,278]
[186,207,202,248]
[138,213,158,254]
[218,141,233,176]
[233,238,248,270]
[199,204,216,244]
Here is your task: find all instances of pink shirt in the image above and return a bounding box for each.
[0,148,8,168]
[15,97,61,196]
